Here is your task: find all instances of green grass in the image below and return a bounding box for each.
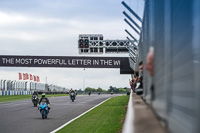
[0,94,69,103]
[57,95,129,133]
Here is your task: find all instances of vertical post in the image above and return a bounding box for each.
[4,80,7,91]
[18,81,20,91]
[164,0,172,120]
[13,81,16,91]
[0,80,1,90]
[83,68,85,91]
[25,82,27,91]
[193,0,200,132]
[3,80,6,91]
[30,82,31,91]
[45,77,48,91]
[11,81,13,90]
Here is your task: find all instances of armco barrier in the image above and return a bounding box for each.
[0,91,69,96]
[0,91,34,96]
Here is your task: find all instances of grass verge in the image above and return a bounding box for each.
[0,94,69,103]
[57,95,129,133]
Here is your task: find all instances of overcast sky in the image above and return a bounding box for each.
[0,0,144,90]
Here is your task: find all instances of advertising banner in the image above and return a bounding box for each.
[0,55,128,68]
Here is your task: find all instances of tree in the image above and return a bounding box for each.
[84,87,93,92]
[78,89,83,92]
[84,87,97,92]
[108,86,114,92]
[91,88,96,92]
[124,87,128,90]
[114,87,119,93]
[119,88,127,93]
[97,87,103,92]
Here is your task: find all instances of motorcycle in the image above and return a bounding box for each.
[32,95,39,107]
[70,92,75,102]
[111,91,113,95]
[88,92,91,95]
[39,102,49,119]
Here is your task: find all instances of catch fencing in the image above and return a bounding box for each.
[135,0,200,133]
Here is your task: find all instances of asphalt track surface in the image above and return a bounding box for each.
[0,94,122,133]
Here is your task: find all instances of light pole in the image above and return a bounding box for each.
[45,77,48,91]
[83,68,85,91]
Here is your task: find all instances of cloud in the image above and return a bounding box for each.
[0,0,135,90]
[0,11,65,26]
[0,11,128,42]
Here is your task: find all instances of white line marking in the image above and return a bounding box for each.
[50,97,111,133]
[122,90,134,133]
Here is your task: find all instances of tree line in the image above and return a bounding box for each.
[77,86,129,93]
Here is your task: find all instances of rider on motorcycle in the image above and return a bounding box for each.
[111,90,114,95]
[69,88,73,93]
[32,91,39,106]
[38,93,50,110]
[88,91,91,95]
[32,91,38,97]
[32,91,39,100]
[75,89,78,95]
[69,89,76,98]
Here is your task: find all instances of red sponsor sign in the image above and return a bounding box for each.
[37,76,40,82]
[34,75,37,81]
[23,73,26,80]
[19,73,22,80]
[30,74,33,80]
[26,73,29,80]
[19,72,40,82]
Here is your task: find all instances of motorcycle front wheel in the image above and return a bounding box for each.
[41,110,45,119]
[34,101,37,107]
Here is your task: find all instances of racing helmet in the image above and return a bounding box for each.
[42,93,46,98]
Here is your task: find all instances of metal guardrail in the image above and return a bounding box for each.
[0,90,33,96]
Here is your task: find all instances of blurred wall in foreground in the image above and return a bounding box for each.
[137,0,200,133]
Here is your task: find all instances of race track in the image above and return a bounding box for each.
[0,94,121,133]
